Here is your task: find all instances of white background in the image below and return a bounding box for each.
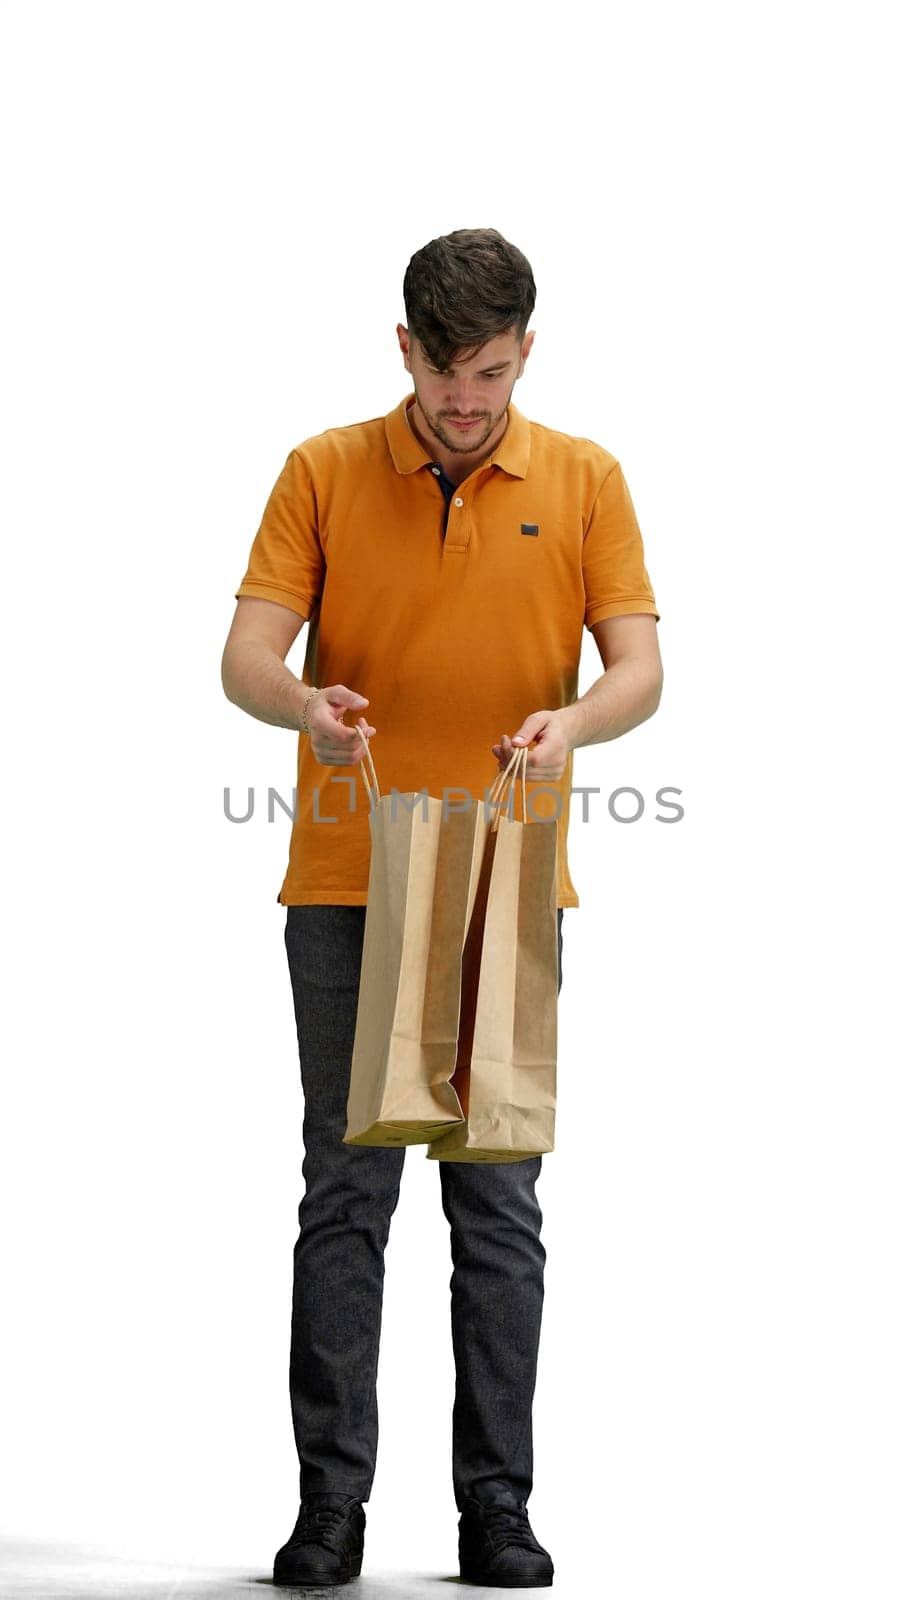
[1,2,897,1596]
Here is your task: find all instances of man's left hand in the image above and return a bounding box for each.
[491,709,572,782]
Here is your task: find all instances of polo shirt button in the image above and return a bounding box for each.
[432,466,440,475]
[454,497,463,507]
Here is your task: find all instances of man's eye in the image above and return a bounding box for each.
[425,366,503,378]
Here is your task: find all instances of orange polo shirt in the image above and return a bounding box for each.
[234,392,660,908]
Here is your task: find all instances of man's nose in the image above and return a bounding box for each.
[447,380,476,412]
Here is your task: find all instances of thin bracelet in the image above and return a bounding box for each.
[300,687,320,734]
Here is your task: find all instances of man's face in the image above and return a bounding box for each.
[397,325,534,458]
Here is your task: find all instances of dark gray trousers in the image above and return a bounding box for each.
[284,904,564,1512]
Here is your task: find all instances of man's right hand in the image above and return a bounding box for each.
[220,599,376,755]
[305,684,376,765]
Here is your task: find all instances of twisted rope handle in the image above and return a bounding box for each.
[487,743,529,832]
[354,724,381,808]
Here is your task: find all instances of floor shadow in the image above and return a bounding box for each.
[0,1538,523,1600]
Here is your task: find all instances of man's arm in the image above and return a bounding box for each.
[221,596,315,730]
[496,614,663,780]
[560,614,663,749]
[221,596,376,764]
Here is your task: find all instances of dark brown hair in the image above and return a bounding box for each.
[402,227,536,371]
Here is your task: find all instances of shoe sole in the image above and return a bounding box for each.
[273,1553,362,1586]
[459,1564,553,1588]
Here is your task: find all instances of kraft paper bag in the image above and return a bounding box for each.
[343,730,487,1147]
[426,745,559,1164]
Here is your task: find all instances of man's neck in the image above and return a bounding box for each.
[406,398,508,482]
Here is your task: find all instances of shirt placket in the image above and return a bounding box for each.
[428,460,480,554]
[443,482,471,553]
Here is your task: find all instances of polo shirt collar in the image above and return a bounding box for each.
[385,392,531,480]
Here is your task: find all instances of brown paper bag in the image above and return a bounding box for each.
[343,731,487,1147]
[426,745,559,1163]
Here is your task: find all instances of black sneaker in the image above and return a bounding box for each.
[458,1496,554,1587]
[273,1490,366,1587]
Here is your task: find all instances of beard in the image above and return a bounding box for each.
[413,384,513,455]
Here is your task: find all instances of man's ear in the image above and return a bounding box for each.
[397,323,411,370]
[519,329,535,372]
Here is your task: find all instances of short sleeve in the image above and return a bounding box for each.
[234,448,325,616]
[583,459,660,627]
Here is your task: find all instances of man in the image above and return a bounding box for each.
[221,228,663,1588]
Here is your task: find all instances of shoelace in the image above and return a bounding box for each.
[293,1501,356,1553]
[472,1503,540,1555]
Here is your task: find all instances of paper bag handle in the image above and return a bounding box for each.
[354,724,381,808]
[487,743,529,831]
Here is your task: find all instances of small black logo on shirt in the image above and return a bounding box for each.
[520,523,539,537]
